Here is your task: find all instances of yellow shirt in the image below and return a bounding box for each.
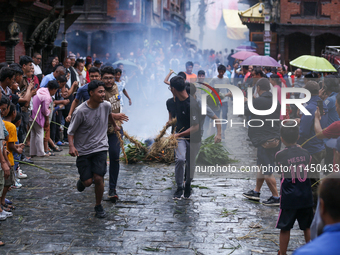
[4,121,18,166]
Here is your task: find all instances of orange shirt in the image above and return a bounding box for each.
[185,73,197,82]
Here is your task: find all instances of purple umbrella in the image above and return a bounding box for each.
[241,55,281,67]
[235,45,257,52]
[231,51,258,60]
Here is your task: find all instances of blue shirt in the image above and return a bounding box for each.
[298,95,328,155]
[40,72,55,88]
[75,84,90,102]
[324,92,340,126]
[294,222,340,255]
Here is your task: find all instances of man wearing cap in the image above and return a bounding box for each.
[94,60,102,69]
[68,53,78,84]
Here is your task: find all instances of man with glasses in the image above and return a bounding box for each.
[101,66,129,203]
[32,53,42,76]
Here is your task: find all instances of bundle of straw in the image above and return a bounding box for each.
[146,118,178,163]
[123,131,148,153]
[123,131,148,164]
[115,129,128,164]
[154,118,177,143]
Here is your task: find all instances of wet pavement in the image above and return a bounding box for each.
[0,106,308,254]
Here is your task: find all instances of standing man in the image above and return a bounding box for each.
[293,68,305,97]
[184,61,197,82]
[68,80,118,218]
[320,75,340,172]
[170,76,201,200]
[210,65,229,138]
[32,53,42,76]
[40,66,66,88]
[242,78,281,206]
[65,67,101,122]
[101,66,129,203]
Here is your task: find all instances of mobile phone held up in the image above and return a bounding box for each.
[317,100,323,116]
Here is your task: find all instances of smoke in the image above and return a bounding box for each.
[57,0,252,140]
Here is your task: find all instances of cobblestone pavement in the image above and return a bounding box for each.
[0,109,307,254]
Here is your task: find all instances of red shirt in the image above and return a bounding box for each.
[27,75,40,89]
[323,121,340,139]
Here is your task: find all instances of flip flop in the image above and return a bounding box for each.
[2,203,15,210]
[0,241,5,246]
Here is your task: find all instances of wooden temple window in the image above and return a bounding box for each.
[302,0,319,16]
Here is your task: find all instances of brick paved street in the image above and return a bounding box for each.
[0,106,307,254]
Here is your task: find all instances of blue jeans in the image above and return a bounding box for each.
[108,128,123,191]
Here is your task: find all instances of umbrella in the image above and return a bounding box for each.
[290,55,336,72]
[112,59,138,70]
[231,51,258,60]
[235,45,257,52]
[241,41,258,48]
[241,55,281,67]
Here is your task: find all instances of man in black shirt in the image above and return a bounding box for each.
[170,76,201,200]
[242,78,281,206]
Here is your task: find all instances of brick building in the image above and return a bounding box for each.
[239,0,340,67]
[57,0,187,60]
[0,1,71,64]
[277,0,340,65]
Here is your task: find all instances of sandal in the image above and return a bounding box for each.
[0,241,5,246]
[45,151,55,156]
[2,203,15,210]
[52,146,63,152]
[2,207,11,212]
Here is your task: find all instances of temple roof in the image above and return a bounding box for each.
[238,2,265,24]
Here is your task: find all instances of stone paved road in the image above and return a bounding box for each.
[0,110,308,254]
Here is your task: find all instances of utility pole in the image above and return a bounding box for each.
[198,0,207,49]
[263,0,272,56]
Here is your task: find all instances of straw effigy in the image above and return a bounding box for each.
[122,118,178,164]
[145,118,178,163]
[115,129,128,164]
[123,131,148,164]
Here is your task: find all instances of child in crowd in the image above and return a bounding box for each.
[114,68,131,113]
[2,104,24,212]
[12,112,27,182]
[275,122,313,255]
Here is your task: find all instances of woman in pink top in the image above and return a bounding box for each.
[30,80,59,157]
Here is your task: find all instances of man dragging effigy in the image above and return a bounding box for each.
[68,80,121,218]
[170,76,201,200]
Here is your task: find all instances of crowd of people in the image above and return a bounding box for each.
[161,56,340,255]
[0,43,339,254]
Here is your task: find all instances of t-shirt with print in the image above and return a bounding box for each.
[104,84,120,134]
[175,95,201,143]
[67,101,111,156]
[4,121,18,166]
[275,145,313,209]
